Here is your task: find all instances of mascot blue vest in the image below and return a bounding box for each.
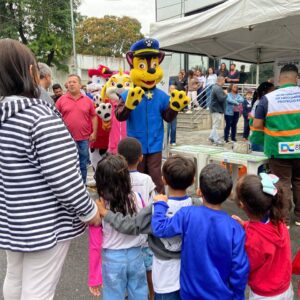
[116,38,190,193]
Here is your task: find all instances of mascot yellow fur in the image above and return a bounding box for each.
[97,69,133,154]
[115,38,190,193]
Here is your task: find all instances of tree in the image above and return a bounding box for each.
[248,63,274,84]
[0,0,81,69]
[76,15,144,57]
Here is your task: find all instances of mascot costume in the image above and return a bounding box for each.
[115,38,190,193]
[97,69,133,154]
[87,65,113,177]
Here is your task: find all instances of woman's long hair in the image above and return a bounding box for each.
[95,154,137,216]
[0,39,40,99]
[251,82,274,107]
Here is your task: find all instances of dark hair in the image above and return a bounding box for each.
[162,155,195,190]
[188,70,194,78]
[236,175,284,224]
[220,63,227,70]
[95,154,136,216]
[0,39,40,99]
[280,63,298,74]
[52,83,62,90]
[118,137,142,166]
[251,81,274,107]
[200,164,232,204]
[227,83,238,93]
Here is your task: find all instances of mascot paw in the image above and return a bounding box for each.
[95,103,112,121]
[170,90,190,112]
[125,87,145,110]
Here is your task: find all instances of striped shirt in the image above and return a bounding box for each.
[0,96,97,252]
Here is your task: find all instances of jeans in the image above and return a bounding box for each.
[243,116,250,139]
[224,112,239,141]
[154,290,181,300]
[76,140,89,184]
[102,247,148,300]
[205,85,212,108]
[167,118,177,144]
[209,112,223,142]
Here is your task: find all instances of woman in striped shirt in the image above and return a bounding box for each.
[0,39,101,299]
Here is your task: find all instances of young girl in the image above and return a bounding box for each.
[233,174,293,299]
[88,155,148,299]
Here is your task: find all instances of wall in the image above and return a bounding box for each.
[50,54,128,87]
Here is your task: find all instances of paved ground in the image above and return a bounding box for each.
[1,127,300,299]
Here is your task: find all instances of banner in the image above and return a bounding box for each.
[274,57,300,86]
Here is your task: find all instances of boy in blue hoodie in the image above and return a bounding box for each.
[152,164,249,300]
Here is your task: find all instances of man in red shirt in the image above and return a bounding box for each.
[56,74,98,184]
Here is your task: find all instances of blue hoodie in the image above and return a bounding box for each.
[152,202,249,300]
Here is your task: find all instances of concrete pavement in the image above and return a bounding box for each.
[1,127,300,299]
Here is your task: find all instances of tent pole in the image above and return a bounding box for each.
[256,48,261,86]
[256,64,260,85]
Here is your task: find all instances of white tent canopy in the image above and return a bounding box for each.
[150,0,300,64]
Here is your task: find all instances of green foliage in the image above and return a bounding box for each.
[248,63,274,84]
[0,0,81,69]
[76,15,144,57]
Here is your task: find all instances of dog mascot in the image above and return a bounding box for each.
[87,65,112,179]
[115,38,190,193]
[97,69,133,154]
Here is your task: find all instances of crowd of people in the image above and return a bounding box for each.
[0,37,300,300]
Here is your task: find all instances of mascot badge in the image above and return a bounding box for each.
[115,38,190,193]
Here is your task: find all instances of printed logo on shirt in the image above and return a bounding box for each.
[279,141,300,154]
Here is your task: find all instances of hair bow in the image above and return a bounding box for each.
[259,173,279,196]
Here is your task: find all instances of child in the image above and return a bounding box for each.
[242,91,252,141]
[88,155,148,300]
[233,174,293,299]
[152,164,249,299]
[97,155,199,299]
[118,137,156,299]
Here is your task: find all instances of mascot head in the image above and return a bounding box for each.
[101,69,133,102]
[87,64,113,97]
[126,38,165,90]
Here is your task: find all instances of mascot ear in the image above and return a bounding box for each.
[126,52,134,67]
[101,85,107,102]
[158,51,165,64]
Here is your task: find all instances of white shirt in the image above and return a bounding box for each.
[102,192,146,249]
[206,74,217,86]
[152,196,193,293]
[130,171,156,205]
[197,76,206,89]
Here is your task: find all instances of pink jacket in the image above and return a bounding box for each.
[108,101,127,154]
[88,225,103,287]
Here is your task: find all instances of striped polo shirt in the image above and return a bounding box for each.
[0,96,97,252]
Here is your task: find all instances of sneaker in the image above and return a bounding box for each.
[208,137,214,143]
[171,143,176,146]
[215,140,224,146]
[295,221,300,226]
[186,110,193,114]
[86,179,96,188]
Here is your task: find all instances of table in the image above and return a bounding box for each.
[169,145,224,188]
[209,151,269,186]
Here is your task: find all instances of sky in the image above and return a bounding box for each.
[78,0,156,35]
